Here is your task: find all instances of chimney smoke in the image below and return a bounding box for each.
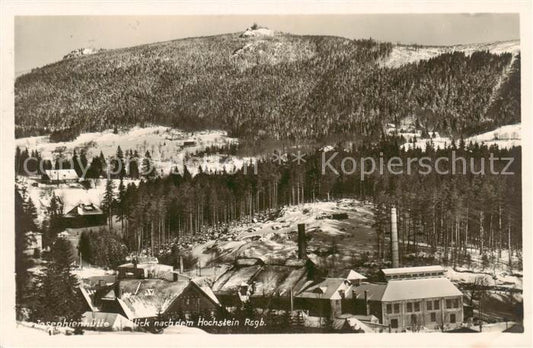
[391,207,399,268]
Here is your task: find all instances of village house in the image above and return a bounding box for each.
[117,256,174,280]
[292,270,386,329]
[62,203,107,228]
[295,277,351,320]
[42,169,79,184]
[98,277,222,323]
[23,231,42,256]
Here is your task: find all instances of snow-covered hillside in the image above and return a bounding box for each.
[401,123,521,151]
[192,199,375,267]
[15,126,255,176]
[382,40,520,68]
[468,124,521,148]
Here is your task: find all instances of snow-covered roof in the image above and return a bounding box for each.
[213,259,313,297]
[382,265,445,276]
[212,265,263,293]
[333,316,374,333]
[198,285,221,306]
[297,278,351,300]
[44,169,79,180]
[381,277,462,302]
[117,279,190,319]
[251,265,293,297]
[79,286,97,312]
[235,258,264,267]
[118,262,172,270]
[349,283,387,301]
[346,270,367,281]
[81,311,136,331]
[65,203,103,217]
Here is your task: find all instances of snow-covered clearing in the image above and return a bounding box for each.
[382,40,520,68]
[401,123,521,151]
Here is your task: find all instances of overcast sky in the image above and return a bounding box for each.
[15,14,519,73]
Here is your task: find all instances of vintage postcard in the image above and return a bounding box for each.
[1,1,531,347]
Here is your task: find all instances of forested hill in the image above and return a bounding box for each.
[15,29,520,141]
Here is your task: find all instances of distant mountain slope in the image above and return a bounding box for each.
[382,40,519,68]
[15,29,520,141]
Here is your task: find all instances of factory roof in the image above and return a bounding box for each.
[381,265,445,276]
[381,277,462,302]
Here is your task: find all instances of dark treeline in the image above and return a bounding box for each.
[98,138,522,269]
[15,188,84,323]
[16,33,519,141]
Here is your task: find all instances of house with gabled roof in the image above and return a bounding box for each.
[42,169,79,184]
[63,203,106,228]
[99,277,222,322]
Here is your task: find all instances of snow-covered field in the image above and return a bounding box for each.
[401,123,521,151]
[15,126,255,176]
[468,124,521,148]
[382,40,520,68]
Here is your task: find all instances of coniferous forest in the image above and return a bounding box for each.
[16,138,521,269]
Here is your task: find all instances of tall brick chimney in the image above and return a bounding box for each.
[297,224,307,259]
[391,207,399,268]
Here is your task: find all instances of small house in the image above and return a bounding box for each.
[62,203,107,228]
[42,169,79,184]
[24,231,42,256]
[117,257,174,280]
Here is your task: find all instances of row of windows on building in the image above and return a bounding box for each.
[389,272,443,279]
[386,298,461,314]
[389,312,456,329]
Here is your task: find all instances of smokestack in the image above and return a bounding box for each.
[391,207,399,268]
[297,224,306,259]
[114,281,121,299]
[364,290,369,315]
[133,256,138,277]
